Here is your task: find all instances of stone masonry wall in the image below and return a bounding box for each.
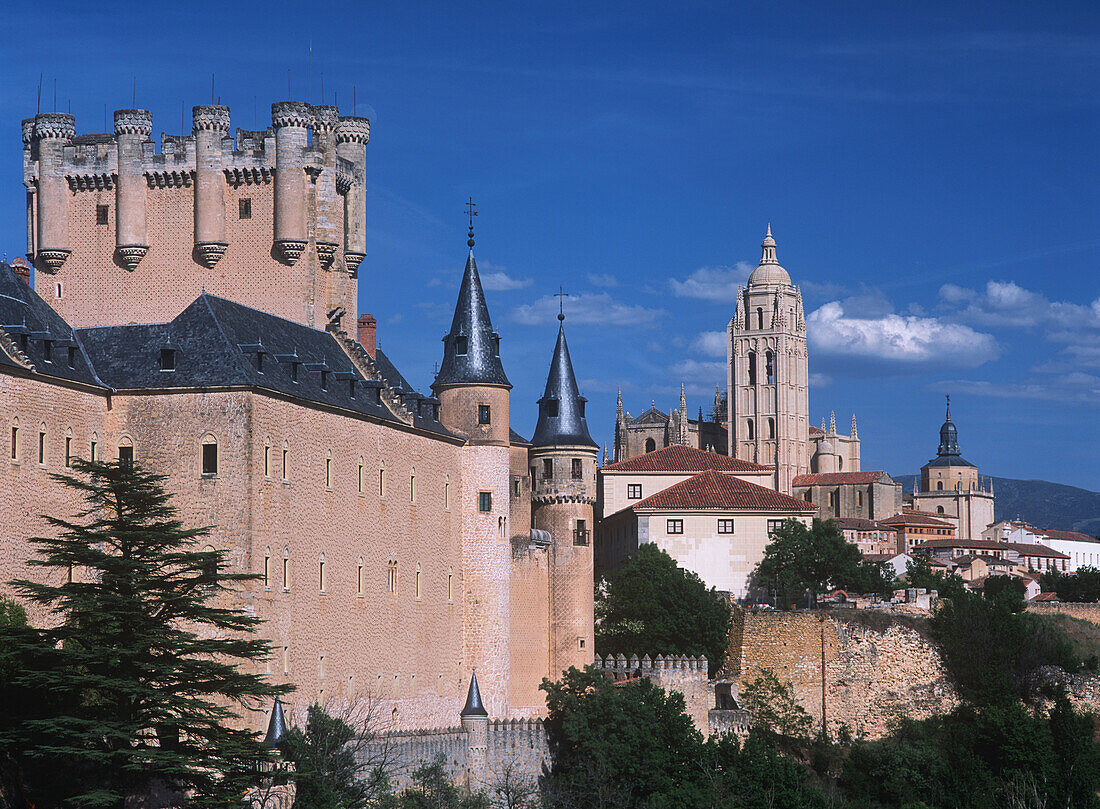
[733,610,957,738]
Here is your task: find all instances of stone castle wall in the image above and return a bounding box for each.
[1026,602,1100,625]
[730,609,957,738]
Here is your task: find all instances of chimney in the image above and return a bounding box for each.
[10,257,31,285]
[357,314,377,359]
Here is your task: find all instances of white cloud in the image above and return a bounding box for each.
[809,373,831,387]
[807,301,998,367]
[588,273,620,287]
[691,330,727,358]
[669,262,753,301]
[511,293,665,326]
[938,373,1100,405]
[669,358,726,384]
[480,271,533,291]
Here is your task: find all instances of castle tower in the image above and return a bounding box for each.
[913,396,995,539]
[529,312,597,678]
[271,101,312,266]
[727,226,808,493]
[459,670,489,790]
[335,116,369,278]
[30,112,76,273]
[432,224,512,716]
[113,109,152,270]
[192,105,231,268]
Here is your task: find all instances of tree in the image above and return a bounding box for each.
[905,553,968,601]
[982,575,1027,613]
[379,756,489,809]
[0,460,290,808]
[738,669,814,741]
[1040,566,1100,602]
[282,698,393,809]
[595,544,730,673]
[751,519,894,607]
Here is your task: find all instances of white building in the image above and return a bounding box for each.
[983,520,1100,572]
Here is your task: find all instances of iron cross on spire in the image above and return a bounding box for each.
[465,197,477,247]
[554,286,569,322]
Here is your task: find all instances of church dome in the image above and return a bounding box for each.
[747,224,792,287]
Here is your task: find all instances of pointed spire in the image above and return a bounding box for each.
[734,286,745,329]
[432,226,511,392]
[531,318,597,448]
[760,224,777,264]
[680,384,687,418]
[602,443,609,465]
[747,225,791,287]
[461,669,488,717]
[830,411,836,434]
[795,286,806,332]
[937,394,962,457]
[616,387,624,423]
[263,697,288,749]
[821,417,827,432]
[851,414,858,440]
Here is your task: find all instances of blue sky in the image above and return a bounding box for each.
[1,0,1097,488]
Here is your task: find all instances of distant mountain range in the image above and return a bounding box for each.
[892,475,1100,538]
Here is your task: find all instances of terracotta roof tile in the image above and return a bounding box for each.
[809,426,825,435]
[1031,592,1061,602]
[913,538,1007,551]
[1042,528,1099,544]
[793,471,890,486]
[834,517,897,532]
[602,444,770,474]
[629,469,817,512]
[882,510,956,528]
[1007,542,1070,559]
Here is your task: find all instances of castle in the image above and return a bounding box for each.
[2,102,598,734]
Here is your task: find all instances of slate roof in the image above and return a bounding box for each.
[602,444,771,474]
[0,262,103,388]
[630,469,817,512]
[881,511,956,528]
[432,249,510,390]
[834,517,897,533]
[531,323,597,448]
[792,471,891,487]
[509,428,531,446]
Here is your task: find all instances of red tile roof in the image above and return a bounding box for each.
[630,469,818,513]
[602,444,771,474]
[809,425,825,435]
[792,471,890,486]
[913,538,1007,551]
[1042,529,1100,544]
[881,510,955,528]
[834,517,898,533]
[1007,542,1070,560]
[1031,592,1061,602]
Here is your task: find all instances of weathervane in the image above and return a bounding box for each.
[554,286,569,322]
[465,197,477,248]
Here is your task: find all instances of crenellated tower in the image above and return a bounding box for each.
[529,311,597,678]
[432,223,513,717]
[21,99,368,331]
[727,226,808,493]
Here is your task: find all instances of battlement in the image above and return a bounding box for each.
[594,653,710,672]
[21,99,370,331]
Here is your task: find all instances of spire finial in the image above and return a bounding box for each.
[465,197,477,248]
[945,394,951,420]
[766,222,772,237]
[554,286,569,322]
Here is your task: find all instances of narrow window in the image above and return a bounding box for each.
[445,480,451,510]
[282,551,290,590]
[379,463,385,497]
[627,484,642,499]
[202,439,218,475]
[666,519,683,535]
[857,491,864,507]
[415,564,421,600]
[264,444,270,477]
[263,550,270,587]
[579,400,585,417]
[574,519,588,546]
[358,461,363,494]
[546,399,559,418]
[283,646,289,675]
[38,430,45,464]
[96,204,109,225]
[767,418,775,439]
[319,655,325,678]
[239,198,252,219]
[56,282,63,299]
[325,456,332,489]
[410,469,416,503]
[766,351,775,384]
[42,340,52,363]
[357,558,363,595]
[320,370,328,390]
[10,425,17,460]
[90,438,97,462]
[478,491,492,512]
[455,335,468,355]
[756,308,764,330]
[291,362,299,384]
[747,419,755,440]
[282,447,288,480]
[160,348,176,371]
[542,458,553,479]
[319,555,326,592]
[571,458,582,479]
[447,570,453,603]
[747,352,756,385]
[67,346,76,368]
[492,334,500,357]
[936,481,943,491]
[65,436,72,467]
[478,404,491,425]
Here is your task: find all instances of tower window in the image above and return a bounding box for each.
[757,308,764,330]
[118,444,134,467]
[492,334,500,357]
[67,347,76,368]
[747,352,756,385]
[96,205,109,225]
[478,404,491,425]
[644,438,656,453]
[320,370,328,390]
[10,425,16,460]
[38,430,45,465]
[160,348,176,371]
[478,491,492,512]
[573,519,589,546]
[571,458,583,479]
[546,399,559,418]
[202,439,218,476]
[65,436,72,467]
[291,362,299,383]
[542,458,553,479]
[766,351,775,385]
[282,448,288,480]
[767,418,775,439]
[455,335,468,355]
[239,198,252,219]
[42,340,52,363]
[747,419,755,440]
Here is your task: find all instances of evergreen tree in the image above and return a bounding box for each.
[0,459,290,808]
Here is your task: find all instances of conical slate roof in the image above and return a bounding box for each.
[926,395,976,468]
[531,322,597,448]
[263,697,287,748]
[432,249,510,391]
[461,669,488,717]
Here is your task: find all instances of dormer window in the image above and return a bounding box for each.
[432,403,439,420]
[349,379,356,398]
[291,362,299,383]
[256,352,264,374]
[478,404,491,425]
[42,340,52,363]
[320,370,328,390]
[160,348,176,372]
[578,400,585,417]
[67,347,76,368]
[546,399,559,418]
[492,334,500,357]
[455,335,468,356]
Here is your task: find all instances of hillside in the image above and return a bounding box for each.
[893,475,1100,537]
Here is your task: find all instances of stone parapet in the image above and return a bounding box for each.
[114,109,153,136]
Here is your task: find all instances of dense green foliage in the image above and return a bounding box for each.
[904,553,968,600]
[751,519,895,605]
[595,544,731,672]
[0,460,289,808]
[738,669,814,740]
[1040,566,1100,602]
[377,758,489,809]
[540,666,825,809]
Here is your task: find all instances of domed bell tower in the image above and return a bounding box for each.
[529,309,597,677]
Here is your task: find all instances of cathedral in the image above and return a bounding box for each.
[1,102,598,733]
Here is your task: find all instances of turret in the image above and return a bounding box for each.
[271,101,312,265]
[335,115,369,276]
[460,670,489,790]
[311,105,341,272]
[530,313,597,677]
[192,105,230,268]
[113,109,152,270]
[33,112,76,273]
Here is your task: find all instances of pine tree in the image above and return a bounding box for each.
[1,459,291,808]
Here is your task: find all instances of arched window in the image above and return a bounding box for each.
[387,559,398,594]
[90,431,98,463]
[767,418,775,439]
[201,434,218,476]
[379,461,386,497]
[747,419,755,440]
[282,441,289,481]
[447,567,454,603]
[325,450,332,489]
[357,556,364,596]
[357,456,364,494]
[644,438,656,453]
[765,351,775,385]
[38,422,46,465]
[415,563,421,600]
[117,436,134,466]
[955,482,961,491]
[64,427,73,468]
[757,308,764,330]
[936,480,943,491]
[747,352,756,385]
[282,547,290,591]
[857,490,863,507]
[410,467,416,503]
[444,475,451,510]
[937,506,945,514]
[318,553,326,592]
[263,436,271,477]
[838,456,844,471]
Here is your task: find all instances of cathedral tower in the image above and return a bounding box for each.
[529,312,597,678]
[727,226,808,493]
[432,223,512,716]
